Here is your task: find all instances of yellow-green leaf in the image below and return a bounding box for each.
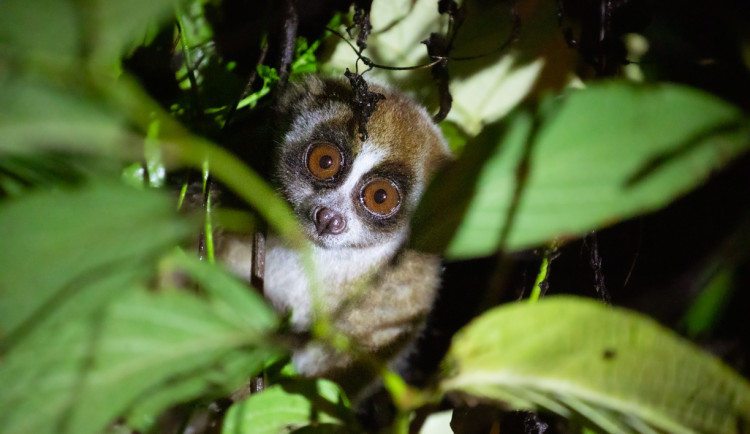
[442,296,750,433]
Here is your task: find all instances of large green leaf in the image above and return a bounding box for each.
[0,184,282,434]
[441,296,750,433]
[411,113,533,255]
[0,284,279,434]
[0,183,192,337]
[413,81,750,259]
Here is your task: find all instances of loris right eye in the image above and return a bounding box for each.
[306,142,343,180]
[361,178,400,217]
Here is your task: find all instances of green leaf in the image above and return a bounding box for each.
[446,55,544,136]
[237,65,280,110]
[222,380,350,434]
[0,0,175,68]
[0,0,80,66]
[291,37,321,75]
[411,114,533,255]
[0,152,117,196]
[78,288,277,433]
[414,81,750,259]
[441,296,750,433]
[0,182,192,338]
[0,182,283,434]
[0,182,281,433]
[117,253,281,431]
[88,0,176,63]
[0,284,280,434]
[681,266,735,338]
[0,76,129,155]
[511,83,747,250]
[170,252,277,332]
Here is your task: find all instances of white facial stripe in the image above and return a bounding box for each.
[340,145,386,196]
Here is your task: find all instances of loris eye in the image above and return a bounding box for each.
[361,178,400,217]
[306,142,343,180]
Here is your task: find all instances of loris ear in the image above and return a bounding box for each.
[276,75,324,114]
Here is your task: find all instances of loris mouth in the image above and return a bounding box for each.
[306,228,345,249]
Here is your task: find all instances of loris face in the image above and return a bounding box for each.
[274,76,450,250]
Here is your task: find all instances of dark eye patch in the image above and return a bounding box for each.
[353,162,414,231]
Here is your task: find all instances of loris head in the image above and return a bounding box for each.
[274,76,450,250]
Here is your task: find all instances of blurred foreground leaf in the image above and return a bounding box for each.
[0,76,130,155]
[0,184,281,434]
[0,183,191,336]
[88,0,176,64]
[442,296,750,433]
[0,0,80,66]
[414,82,750,259]
[0,0,175,67]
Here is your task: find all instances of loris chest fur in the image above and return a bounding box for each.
[222,75,450,393]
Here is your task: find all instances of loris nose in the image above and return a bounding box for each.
[314,207,346,235]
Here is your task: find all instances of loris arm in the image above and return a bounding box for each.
[289,248,442,394]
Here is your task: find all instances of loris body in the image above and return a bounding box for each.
[222,76,450,393]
